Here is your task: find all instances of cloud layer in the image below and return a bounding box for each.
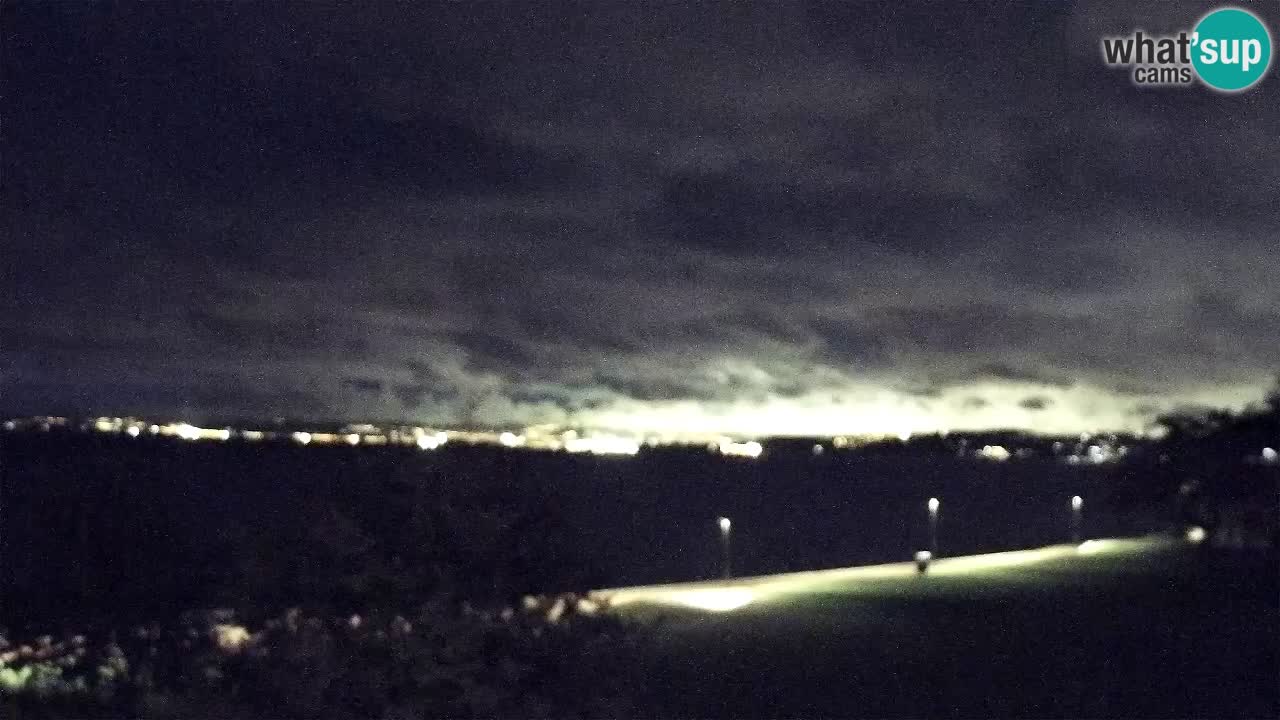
[2,1,1277,434]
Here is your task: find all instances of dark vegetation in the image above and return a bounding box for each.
[0,437,611,632]
[1125,383,1280,545]
[0,603,649,719]
[0,435,667,717]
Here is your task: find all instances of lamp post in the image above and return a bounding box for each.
[926,499,947,556]
[1070,495,1084,543]
[717,516,732,579]
[927,497,940,556]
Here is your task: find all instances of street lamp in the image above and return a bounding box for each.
[717,516,732,579]
[927,497,940,556]
[1070,495,1084,543]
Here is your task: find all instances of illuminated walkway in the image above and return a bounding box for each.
[589,535,1182,613]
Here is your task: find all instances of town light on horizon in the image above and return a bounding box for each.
[977,444,1011,461]
[718,439,763,459]
[415,431,447,450]
[564,435,641,456]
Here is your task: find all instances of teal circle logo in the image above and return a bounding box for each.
[1192,8,1272,91]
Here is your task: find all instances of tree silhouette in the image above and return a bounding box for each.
[1137,376,1280,542]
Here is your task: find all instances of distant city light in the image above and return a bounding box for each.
[718,439,763,458]
[1185,526,1207,544]
[718,516,731,533]
[977,444,1010,461]
[415,431,446,450]
[167,423,233,442]
[1262,447,1278,463]
[0,413,1187,472]
[564,435,640,456]
[1071,495,1084,511]
[927,497,940,514]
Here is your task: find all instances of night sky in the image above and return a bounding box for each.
[3,1,1278,436]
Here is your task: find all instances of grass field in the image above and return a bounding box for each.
[596,536,1278,718]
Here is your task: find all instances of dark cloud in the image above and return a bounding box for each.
[897,384,945,400]
[450,331,545,378]
[392,383,459,411]
[592,372,726,404]
[810,317,890,369]
[343,378,384,396]
[965,364,1076,390]
[2,0,1277,433]
[648,169,850,256]
[1,375,332,422]
[1019,396,1054,412]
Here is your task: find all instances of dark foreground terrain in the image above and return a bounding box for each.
[618,541,1278,718]
[0,430,1163,631]
[0,431,1273,717]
